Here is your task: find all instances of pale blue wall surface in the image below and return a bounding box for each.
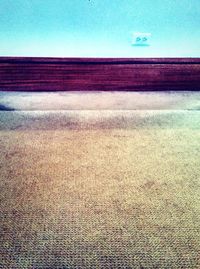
[0,0,199,57]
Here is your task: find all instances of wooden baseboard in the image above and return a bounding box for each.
[0,57,200,91]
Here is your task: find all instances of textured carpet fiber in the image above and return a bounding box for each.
[0,110,200,268]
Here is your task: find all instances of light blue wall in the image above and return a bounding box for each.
[0,0,199,57]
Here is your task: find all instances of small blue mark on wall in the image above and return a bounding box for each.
[132,32,151,46]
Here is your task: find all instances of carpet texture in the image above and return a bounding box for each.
[0,108,200,268]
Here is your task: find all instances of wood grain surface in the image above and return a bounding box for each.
[0,57,200,91]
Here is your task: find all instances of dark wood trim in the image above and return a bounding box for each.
[1,57,200,64]
[0,57,200,91]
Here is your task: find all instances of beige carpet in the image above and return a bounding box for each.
[0,92,200,268]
